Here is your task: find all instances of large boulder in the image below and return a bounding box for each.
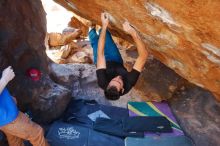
[54,0,220,100]
[169,85,220,146]
[30,75,71,123]
[48,63,96,88]
[0,0,72,123]
[134,58,187,101]
[0,0,48,109]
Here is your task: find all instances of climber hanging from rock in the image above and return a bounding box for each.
[89,12,148,100]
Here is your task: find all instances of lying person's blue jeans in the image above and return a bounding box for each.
[88,28,123,64]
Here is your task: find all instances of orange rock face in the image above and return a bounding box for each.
[54,0,220,100]
[68,16,89,37]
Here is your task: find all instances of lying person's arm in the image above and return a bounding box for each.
[0,66,15,94]
[123,22,148,72]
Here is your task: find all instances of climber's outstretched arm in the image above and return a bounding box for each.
[123,21,148,72]
[97,12,109,69]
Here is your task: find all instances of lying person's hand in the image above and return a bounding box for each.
[2,66,15,84]
[101,12,109,28]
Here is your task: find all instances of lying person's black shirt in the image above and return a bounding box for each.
[96,61,140,96]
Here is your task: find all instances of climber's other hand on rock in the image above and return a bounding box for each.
[123,21,136,35]
[101,12,109,29]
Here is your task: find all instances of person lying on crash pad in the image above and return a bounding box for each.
[89,12,148,100]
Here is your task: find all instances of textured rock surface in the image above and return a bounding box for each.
[30,75,71,123]
[0,0,71,123]
[49,63,96,88]
[46,40,93,64]
[54,0,220,100]
[134,58,187,101]
[68,16,89,37]
[169,85,220,146]
[0,0,48,109]
[48,29,82,47]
